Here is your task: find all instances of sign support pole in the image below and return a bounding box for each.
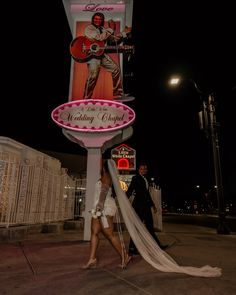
[62,127,133,240]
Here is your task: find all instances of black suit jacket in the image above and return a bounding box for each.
[126,174,155,210]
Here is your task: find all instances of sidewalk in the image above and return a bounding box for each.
[0,222,236,295]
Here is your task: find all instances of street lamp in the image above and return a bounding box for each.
[169,76,230,234]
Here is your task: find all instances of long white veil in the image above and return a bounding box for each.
[108,159,222,277]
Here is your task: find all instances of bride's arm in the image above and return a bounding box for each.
[96,182,110,211]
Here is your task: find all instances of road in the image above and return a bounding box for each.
[163,213,236,233]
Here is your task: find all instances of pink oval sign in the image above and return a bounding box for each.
[51,99,135,133]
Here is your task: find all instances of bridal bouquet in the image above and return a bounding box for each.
[90,208,109,228]
[91,208,102,219]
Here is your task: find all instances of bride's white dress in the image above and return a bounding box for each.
[108,159,222,277]
[93,180,117,216]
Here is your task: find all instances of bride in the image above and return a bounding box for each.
[82,159,131,269]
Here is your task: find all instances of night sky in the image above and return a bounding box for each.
[2,1,236,205]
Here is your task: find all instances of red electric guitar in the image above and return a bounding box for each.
[70,36,134,63]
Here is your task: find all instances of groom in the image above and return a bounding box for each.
[126,162,168,255]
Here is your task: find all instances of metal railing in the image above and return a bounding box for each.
[0,139,77,228]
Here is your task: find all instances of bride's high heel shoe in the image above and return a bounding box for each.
[119,255,132,269]
[82,258,97,269]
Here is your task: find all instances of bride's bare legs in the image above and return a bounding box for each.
[102,216,131,268]
[83,218,101,269]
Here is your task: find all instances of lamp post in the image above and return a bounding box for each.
[169,76,230,234]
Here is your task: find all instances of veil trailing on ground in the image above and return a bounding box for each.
[108,159,222,277]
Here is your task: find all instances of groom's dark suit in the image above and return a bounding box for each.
[126,173,162,254]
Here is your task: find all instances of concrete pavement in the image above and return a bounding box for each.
[0,222,236,295]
